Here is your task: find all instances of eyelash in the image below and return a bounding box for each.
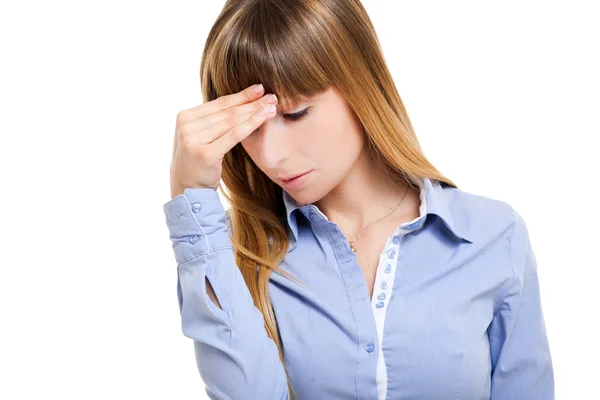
[283,107,311,122]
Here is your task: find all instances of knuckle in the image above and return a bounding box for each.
[224,107,237,122]
[178,123,190,137]
[229,128,242,142]
[179,133,193,151]
[176,110,188,125]
[254,111,266,124]
[216,95,231,110]
[243,87,254,102]
[222,115,234,129]
[196,146,210,161]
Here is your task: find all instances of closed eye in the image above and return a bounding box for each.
[283,107,311,122]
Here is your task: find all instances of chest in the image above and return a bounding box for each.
[350,224,403,300]
[270,228,502,400]
[353,247,381,301]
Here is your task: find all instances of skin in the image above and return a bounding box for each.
[241,87,422,300]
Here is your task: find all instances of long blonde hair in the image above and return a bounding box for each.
[199,1,458,397]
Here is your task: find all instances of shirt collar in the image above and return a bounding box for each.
[282,177,472,252]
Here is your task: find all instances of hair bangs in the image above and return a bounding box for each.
[203,2,335,110]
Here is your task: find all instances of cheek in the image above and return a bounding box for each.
[290,124,325,161]
[307,118,361,159]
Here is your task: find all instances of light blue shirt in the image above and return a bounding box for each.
[163,177,554,399]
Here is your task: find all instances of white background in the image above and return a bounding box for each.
[1,1,597,398]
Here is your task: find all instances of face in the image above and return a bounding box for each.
[240,87,366,206]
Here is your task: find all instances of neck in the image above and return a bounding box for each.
[313,150,420,238]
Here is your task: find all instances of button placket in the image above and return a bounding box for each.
[371,231,405,312]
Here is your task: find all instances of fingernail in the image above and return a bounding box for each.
[253,84,263,94]
[259,104,277,116]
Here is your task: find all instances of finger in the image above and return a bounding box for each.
[202,92,279,131]
[210,103,277,155]
[186,84,265,119]
[182,93,279,144]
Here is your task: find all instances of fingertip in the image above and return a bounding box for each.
[252,84,264,95]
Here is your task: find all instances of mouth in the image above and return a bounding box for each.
[281,171,310,182]
[279,170,313,190]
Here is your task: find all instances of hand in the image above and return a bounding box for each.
[169,84,278,198]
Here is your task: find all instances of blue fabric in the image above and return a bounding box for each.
[163,177,554,399]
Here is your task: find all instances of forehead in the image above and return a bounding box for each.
[277,90,328,109]
[278,94,310,106]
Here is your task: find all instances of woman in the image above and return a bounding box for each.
[163,0,554,398]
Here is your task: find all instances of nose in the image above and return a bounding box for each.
[257,118,291,169]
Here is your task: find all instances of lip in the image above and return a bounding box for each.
[280,170,312,190]
[280,171,310,181]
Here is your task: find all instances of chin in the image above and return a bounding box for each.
[292,186,331,207]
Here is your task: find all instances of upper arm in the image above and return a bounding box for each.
[488,207,555,399]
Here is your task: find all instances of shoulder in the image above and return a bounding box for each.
[440,183,523,245]
[441,183,535,298]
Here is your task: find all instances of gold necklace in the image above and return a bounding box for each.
[348,182,409,252]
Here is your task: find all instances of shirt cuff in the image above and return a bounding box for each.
[163,188,233,264]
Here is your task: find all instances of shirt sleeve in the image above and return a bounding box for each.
[163,187,289,400]
[488,208,555,399]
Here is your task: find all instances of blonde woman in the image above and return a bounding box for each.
[163,1,554,399]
